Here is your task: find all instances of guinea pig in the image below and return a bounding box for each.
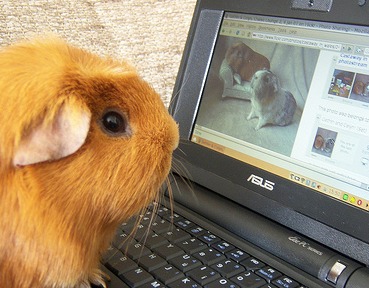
[0,37,179,287]
[225,41,270,82]
[353,80,364,95]
[247,69,296,130]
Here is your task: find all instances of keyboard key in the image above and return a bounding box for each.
[101,246,120,264]
[256,267,282,282]
[169,253,202,272]
[212,241,235,254]
[131,224,151,240]
[187,265,221,286]
[151,219,173,234]
[194,247,226,265]
[137,252,167,272]
[95,265,130,288]
[120,267,154,288]
[155,206,171,217]
[140,232,168,249]
[241,257,265,271]
[177,237,206,253]
[205,278,240,288]
[163,212,183,223]
[120,217,137,233]
[139,279,165,287]
[112,231,132,250]
[137,212,158,227]
[168,277,201,288]
[153,243,184,260]
[152,264,184,285]
[230,271,266,288]
[162,227,191,243]
[123,241,151,260]
[198,232,221,244]
[106,252,138,275]
[211,259,245,278]
[261,285,278,288]
[272,276,300,288]
[226,249,250,263]
[176,219,195,230]
[187,225,206,237]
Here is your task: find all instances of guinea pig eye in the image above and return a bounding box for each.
[100,109,130,137]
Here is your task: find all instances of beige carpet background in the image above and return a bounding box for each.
[0,0,197,106]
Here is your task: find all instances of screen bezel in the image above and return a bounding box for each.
[170,0,369,263]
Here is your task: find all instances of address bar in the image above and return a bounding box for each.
[252,32,342,51]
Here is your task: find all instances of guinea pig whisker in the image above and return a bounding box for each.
[171,156,191,185]
[117,213,153,264]
[101,245,121,266]
[129,203,159,254]
[164,177,174,219]
[168,72,190,116]
[171,157,199,206]
[118,218,140,255]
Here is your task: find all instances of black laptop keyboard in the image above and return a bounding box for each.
[101,205,305,288]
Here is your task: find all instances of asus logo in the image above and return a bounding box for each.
[247,174,275,191]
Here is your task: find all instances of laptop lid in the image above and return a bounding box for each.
[170,0,369,269]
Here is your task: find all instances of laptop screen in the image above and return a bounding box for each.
[191,12,369,213]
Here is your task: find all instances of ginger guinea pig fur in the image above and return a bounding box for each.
[0,38,179,287]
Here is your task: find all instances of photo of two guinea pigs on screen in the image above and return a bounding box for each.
[215,36,319,131]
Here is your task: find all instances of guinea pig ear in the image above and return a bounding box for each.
[13,102,91,167]
[267,73,279,93]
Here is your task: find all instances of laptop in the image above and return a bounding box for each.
[100,0,369,287]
